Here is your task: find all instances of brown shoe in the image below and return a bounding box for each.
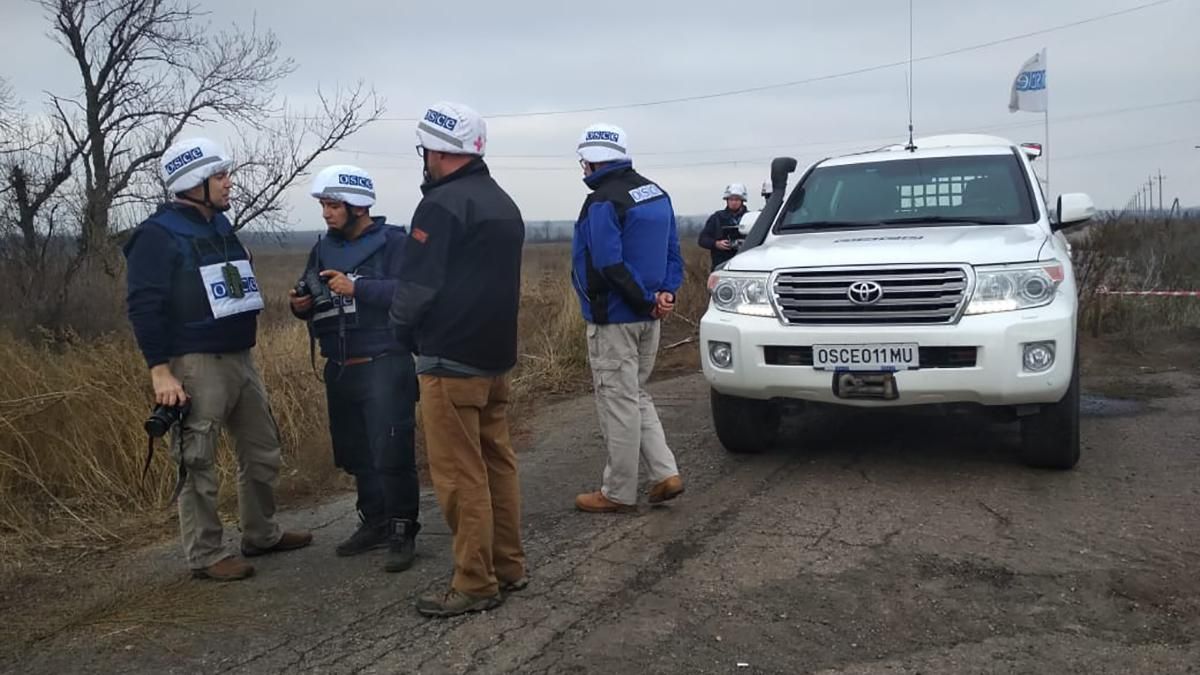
[416,589,503,618]
[241,530,314,558]
[192,555,255,582]
[648,475,685,504]
[575,491,636,513]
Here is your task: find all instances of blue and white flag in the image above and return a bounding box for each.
[1008,48,1047,113]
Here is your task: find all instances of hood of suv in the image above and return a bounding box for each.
[728,224,1049,271]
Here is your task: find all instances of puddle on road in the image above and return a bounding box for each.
[1080,394,1145,418]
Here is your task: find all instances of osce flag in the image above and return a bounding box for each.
[1008,48,1047,113]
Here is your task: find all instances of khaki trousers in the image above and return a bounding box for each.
[586,321,679,505]
[169,351,282,569]
[419,374,526,597]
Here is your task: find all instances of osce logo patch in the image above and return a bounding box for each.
[165,147,203,175]
[338,174,374,190]
[424,109,459,131]
[586,130,620,143]
[629,184,664,203]
[209,276,260,300]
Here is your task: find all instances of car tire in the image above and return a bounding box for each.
[1019,354,1081,470]
[710,389,780,454]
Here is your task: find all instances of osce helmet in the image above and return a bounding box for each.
[577,123,630,163]
[310,165,376,207]
[161,138,233,193]
[416,101,487,157]
[723,183,749,200]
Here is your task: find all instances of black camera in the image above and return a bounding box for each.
[294,268,335,313]
[145,400,191,438]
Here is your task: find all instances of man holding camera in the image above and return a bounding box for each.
[698,183,750,272]
[570,123,686,514]
[390,101,527,618]
[123,137,311,582]
[289,165,421,573]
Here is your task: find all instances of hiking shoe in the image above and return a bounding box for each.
[648,475,685,504]
[500,576,529,595]
[241,530,313,558]
[384,519,420,573]
[416,589,503,618]
[192,555,255,582]
[335,519,391,557]
[575,491,636,513]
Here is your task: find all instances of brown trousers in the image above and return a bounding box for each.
[419,374,526,596]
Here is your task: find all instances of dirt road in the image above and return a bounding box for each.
[5,353,1199,674]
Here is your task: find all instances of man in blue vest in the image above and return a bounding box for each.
[698,183,750,272]
[570,123,686,514]
[289,165,421,573]
[123,137,312,582]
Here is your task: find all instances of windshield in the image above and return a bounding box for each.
[779,153,1038,230]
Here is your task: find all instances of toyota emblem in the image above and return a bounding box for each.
[847,280,884,305]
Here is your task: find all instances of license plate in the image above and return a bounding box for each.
[812,343,920,371]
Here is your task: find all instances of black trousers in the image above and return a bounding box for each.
[325,353,419,523]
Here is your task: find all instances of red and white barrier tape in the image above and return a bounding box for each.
[1096,287,1200,297]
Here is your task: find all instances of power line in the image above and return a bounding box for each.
[338,96,1200,162]
[1052,137,1199,162]
[356,0,1176,123]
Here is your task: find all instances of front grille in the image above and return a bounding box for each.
[764,346,978,369]
[773,266,970,325]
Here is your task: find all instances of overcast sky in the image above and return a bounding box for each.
[3,0,1198,228]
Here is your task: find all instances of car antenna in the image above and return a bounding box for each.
[905,0,917,152]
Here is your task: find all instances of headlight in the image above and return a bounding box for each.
[965,261,1064,315]
[707,272,775,317]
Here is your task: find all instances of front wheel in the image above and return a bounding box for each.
[710,389,781,454]
[1019,358,1081,470]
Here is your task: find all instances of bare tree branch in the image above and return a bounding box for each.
[231,82,384,232]
[4,0,378,335]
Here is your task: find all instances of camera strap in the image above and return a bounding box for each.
[139,424,190,508]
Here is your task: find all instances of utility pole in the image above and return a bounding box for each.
[1155,169,1165,213]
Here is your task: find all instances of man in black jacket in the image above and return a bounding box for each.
[389,101,527,618]
[698,183,750,271]
[290,164,420,573]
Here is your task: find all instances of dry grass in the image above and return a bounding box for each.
[0,241,710,582]
[1073,215,1200,348]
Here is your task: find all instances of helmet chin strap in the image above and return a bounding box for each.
[177,179,230,213]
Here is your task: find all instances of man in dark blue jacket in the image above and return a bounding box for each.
[290,165,420,573]
[698,183,750,271]
[123,137,311,582]
[570,123,686,514]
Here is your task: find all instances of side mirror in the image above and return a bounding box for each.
[1053,193,1095,231]
[737,210,761,236]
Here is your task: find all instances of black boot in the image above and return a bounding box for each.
[336,515,390,557]
[385,518,420,573]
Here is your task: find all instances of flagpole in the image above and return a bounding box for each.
[1044,49,1050,198]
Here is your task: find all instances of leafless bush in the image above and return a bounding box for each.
[1073,214,1200,347]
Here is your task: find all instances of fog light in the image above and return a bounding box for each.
[1022,341,1056,372]
[709,341,733,369]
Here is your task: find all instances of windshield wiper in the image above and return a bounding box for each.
[877,215,1014,225]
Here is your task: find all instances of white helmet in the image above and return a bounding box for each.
[416,101,487,156]
[577,123,629,163]
[161,137,233,193]
[310,165,376,207]
[761,180,773,197]
[723,183,749,200]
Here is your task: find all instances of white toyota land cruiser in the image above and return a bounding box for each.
[699,134,1095,469]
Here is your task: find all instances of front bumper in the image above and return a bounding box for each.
[699,299,1076,407]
